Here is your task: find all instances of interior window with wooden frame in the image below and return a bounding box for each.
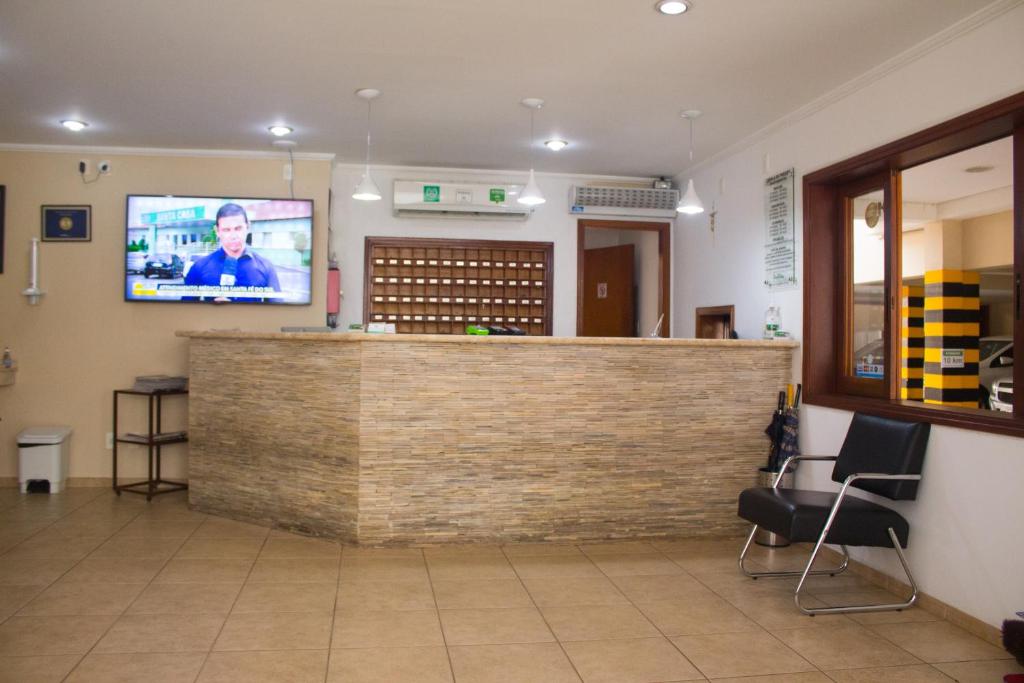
[803,91,1023,437]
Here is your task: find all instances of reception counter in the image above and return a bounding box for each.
[178,331,798,545]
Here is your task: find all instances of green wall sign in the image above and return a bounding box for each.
[489,188,506,204]
[423,185,441,203]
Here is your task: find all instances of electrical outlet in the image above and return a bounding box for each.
[105,432,114,449]
[98,160,111,175]
[79,159,91,175]
[283,163,293,181]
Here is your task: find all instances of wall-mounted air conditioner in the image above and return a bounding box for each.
[393,180,532,220]
[569,185,680,218]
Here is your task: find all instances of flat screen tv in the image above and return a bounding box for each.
[125,195,313,305]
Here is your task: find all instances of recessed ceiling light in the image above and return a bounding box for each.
[964,165,994,173]
[60,120,88,132]
[656,0,690,16]
[268,125,293,137]
[544,139,569,152]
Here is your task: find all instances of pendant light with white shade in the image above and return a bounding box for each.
[677,110,704,215]
[517,98,546,206]
[353,88,382,201]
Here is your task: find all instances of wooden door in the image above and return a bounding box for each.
[581,245,635,337]
[696,305,734,339]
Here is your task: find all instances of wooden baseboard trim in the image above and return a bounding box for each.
[819,546,1002,647]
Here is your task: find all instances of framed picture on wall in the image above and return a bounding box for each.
[0,186,5,273]
[41,204,91,242]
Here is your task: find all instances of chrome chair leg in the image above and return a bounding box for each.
[738,524,850,579]
[794,527,918,615]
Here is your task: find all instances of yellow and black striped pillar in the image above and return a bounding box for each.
[923,270,980,407]
[901,285,924,401]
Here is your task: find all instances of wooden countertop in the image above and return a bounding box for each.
[177,330,798,349]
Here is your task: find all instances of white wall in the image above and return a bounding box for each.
[672,4,1024,628]
[330,165,665,337]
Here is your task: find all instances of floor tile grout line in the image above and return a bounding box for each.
[496,542,599,683]
[323,540,344,683]
[57,493,203,683]
[660,544,841,679]
[418,547,459,682]
[190,521,273,683]
[0,488,114,561]
[659,540,995,679]
[5,494,150,627]
[591,542,716,681]
[3,504,1008,681]
[0,490,136,681]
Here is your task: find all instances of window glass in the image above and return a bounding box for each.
[900,136,1014,410]
[851,188,886,380]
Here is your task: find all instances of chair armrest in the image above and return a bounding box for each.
[842,473,921,485]
[820,472,923,536]
[773,455,838,487]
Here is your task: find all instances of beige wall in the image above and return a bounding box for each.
[900,211,1012,279]
[0,150,332,481]
[962,210,1013,270]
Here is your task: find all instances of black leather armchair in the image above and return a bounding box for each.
[737,413,931,615]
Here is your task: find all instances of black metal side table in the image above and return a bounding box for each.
[112,388,189,501]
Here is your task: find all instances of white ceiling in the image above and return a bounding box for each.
[902,136,1013,204]
[0,0,997,177]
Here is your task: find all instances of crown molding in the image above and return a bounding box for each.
[333,161,656,184]
[681,0,1022,177]
[0,142,336,161]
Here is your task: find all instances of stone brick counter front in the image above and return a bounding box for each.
[179,332,797,545]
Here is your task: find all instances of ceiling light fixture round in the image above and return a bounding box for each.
[964,165,994,174]
[544,139,569,152]
[656,0,690,16]
[268,125,293,137]
[60,120,88,132]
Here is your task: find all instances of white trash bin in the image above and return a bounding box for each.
[18,426,72,493]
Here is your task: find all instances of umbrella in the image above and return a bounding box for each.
[765,385,801,472]
[764,391,786,472]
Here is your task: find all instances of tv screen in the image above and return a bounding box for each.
[125,195,313,304]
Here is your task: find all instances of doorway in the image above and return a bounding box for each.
[577,219,671,337]
[696,305,735,339]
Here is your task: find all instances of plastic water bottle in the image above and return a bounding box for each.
[2,347,12,368]
[763,306,781,340]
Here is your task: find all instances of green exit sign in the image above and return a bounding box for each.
[423,185,441,203]
[489,188,506,203]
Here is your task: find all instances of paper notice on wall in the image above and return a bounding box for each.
[765,168,796,289]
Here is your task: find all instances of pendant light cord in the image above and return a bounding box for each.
[529,106,536,171]
[364,99,373,171]
[688,116,694,162]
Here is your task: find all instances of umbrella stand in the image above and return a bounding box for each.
[757,395,801,547]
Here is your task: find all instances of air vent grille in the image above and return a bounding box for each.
[573,186,680,211]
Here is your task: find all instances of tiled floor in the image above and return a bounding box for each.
[0,488,1020,682]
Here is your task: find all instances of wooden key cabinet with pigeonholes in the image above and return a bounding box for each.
[363,236,554,335]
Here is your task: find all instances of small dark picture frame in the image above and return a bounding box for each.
[42,205,91,242]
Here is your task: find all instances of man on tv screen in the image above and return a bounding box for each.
[184,203,281,295]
